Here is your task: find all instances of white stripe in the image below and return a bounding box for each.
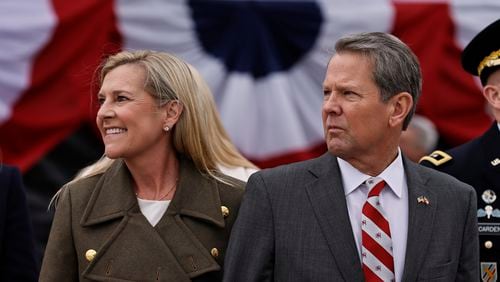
[362,247,395,280]
[116,0,394,158]
[362,214,393,254]
[367,197,391,223]
[451,0,500,50]
[0,0,56,123]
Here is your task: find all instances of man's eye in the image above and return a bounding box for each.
[97,97,105,105]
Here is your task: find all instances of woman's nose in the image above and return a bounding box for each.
[97,102,115,119]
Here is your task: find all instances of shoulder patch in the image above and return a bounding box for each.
[419,150,453,166]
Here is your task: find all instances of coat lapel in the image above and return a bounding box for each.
[79,158,224,281]
[305,154,364,281]
[401,158,437,281]
[154,157,225,278]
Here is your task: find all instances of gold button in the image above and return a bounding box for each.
[210,248,219,258]
[485,240,493,249]
[85,249,97,261]
[221,206,229,218]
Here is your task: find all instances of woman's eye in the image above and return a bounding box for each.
[117,95,129,102]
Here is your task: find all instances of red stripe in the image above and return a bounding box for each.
[362,263,384,282]
[0,0,122,172]
[249,142,326,168]
[362,230,395,272]
[392,3,491,146]
[363,202,391,236]
[368,181,385,197]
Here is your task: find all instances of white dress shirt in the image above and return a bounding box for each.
[338,149,408,282]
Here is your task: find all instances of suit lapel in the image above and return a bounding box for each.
[305,154,364,281]
[401,158,437,281]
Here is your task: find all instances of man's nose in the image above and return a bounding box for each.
[323,94,341,114]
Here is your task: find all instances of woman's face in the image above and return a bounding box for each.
[96,64,168,161]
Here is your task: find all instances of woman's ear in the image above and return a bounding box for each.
[388,92,413,128]
[163,100,183,130]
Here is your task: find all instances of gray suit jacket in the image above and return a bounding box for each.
[223,153,479,281]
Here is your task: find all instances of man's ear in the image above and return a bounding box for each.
[163,100,183,129]
[388,92,413,128]
[483,84,500,110]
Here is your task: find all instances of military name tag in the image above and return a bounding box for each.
[479,223,500,235]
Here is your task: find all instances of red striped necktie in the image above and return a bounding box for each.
[361,179,395,282]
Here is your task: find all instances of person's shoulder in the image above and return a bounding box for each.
[419,137,480,171]
[416,161,475,194]
[245,154,333,191]
[215,173,245,197]
[256,154,330,178]
[54,171,105,208]
[0,164,21,183]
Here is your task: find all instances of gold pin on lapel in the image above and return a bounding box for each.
[491,158,500,166]
[417,196,430,205]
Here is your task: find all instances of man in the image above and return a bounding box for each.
[420,19,500,281]
[223,32,478,281]
[0,164,39,281]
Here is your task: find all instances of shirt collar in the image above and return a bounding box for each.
[338,148,405,198]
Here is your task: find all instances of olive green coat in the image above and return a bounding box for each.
[40,157,244,281]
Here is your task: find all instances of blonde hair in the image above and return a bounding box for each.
[74,50,256,183]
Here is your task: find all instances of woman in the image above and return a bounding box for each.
[40,50,251,281]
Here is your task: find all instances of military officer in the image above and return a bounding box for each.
[420,18,500,282]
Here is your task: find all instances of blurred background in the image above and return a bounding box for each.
[1,0,499,261]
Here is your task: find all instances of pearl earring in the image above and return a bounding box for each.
[163,125,170,132]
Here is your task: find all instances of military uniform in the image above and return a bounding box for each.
[421,123,500,280]
[420,18,500,282]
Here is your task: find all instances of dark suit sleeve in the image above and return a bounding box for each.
[0,166,39,281]
[456,187,479,281]
[223,172,274,282]
[39,186,79,281]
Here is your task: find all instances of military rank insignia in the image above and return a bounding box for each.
[481,262,497,282]
[483,190,497,204]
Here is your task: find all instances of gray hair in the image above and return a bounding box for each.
[334,32,422,129]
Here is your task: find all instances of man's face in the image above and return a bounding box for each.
[322,52,393,161]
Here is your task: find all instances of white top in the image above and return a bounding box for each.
[137,198,170,227]
[338,149,408,282]
[218,165,258,182]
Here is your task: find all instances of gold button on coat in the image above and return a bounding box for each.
[221,206,229,218]
[485,240,493,249]
[210,248,219,258]
[85,249,97,262]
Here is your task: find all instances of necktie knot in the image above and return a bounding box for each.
[367,179,386,198]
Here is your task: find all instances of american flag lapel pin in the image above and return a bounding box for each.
[417,196,430,205]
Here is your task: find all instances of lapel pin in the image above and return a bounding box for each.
[491,158,500,166]
[417,196,430,205]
